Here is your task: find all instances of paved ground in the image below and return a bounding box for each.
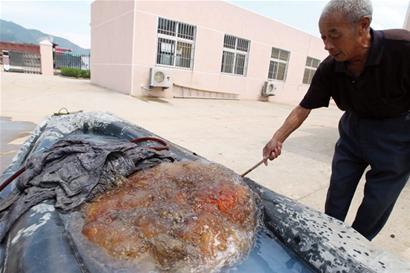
[1,72,409,260]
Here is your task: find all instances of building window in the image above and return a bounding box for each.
[156,17,196,69]
[268,47,290,81]
[221,34,250,76]
[303,57,320,84]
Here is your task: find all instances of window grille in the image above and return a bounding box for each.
[177,22,195,40]
[156,18,196,69]
[158,18,176,36]
[303,57,320,84]
[268,47,290,81]
[234,53,246,75]
[223,35,236,49]
[221,51,235,73]
[176,41,192,68]
[157,38,175,66]
[236,38,249,52]
[221,34,250,76]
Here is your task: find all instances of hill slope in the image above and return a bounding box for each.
[0,19,89,55]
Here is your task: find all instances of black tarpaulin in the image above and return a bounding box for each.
[0,134,175,242]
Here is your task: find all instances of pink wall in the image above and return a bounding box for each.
[92,0,328,104]
[91,0,135,93]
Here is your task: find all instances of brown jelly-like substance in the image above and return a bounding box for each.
[82,161,257,270]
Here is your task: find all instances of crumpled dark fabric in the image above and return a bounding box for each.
[0,135,175,242]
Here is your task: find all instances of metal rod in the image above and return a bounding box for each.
[241,158,265,177]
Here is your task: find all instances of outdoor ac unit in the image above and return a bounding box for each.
[262,81,276,96]
[150,67,172,88]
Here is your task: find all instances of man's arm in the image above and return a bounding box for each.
[263,105,311,164]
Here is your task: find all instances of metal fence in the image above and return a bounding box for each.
[6,51,41,74]
[54,53,90,70]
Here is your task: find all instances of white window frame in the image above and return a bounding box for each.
[268,47,290,81]
[303,57,320,85]
[221,35,250,76]
[156,17,196,70]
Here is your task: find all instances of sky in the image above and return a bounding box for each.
[1,0,92,48]
[0,0,409,49]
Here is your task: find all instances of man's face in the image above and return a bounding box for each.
[319,12,364,62]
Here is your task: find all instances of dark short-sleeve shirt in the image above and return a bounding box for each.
[299,28,410,119]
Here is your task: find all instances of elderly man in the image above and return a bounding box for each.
[263,0,410,240]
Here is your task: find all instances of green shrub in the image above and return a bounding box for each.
[80,69,90,78]
[60,67,90,79]
[60,67,80,77]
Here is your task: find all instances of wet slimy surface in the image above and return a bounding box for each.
[82,161,259,272]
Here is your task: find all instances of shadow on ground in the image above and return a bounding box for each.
[285,126,338,164]
[136,96,170,104]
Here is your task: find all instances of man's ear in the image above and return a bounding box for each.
[358,16,371,32]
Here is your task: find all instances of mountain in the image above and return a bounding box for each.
[0,19,89,55]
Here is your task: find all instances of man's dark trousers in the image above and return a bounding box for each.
[325,111,410,240]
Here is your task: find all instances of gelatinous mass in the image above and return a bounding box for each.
[82,161,259,271]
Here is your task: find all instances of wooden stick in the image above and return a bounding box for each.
[241,158,265,177]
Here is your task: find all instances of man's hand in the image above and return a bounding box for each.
[263,138,283,165]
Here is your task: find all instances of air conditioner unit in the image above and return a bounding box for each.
[262,81,276,96]
[150,67,172,88]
